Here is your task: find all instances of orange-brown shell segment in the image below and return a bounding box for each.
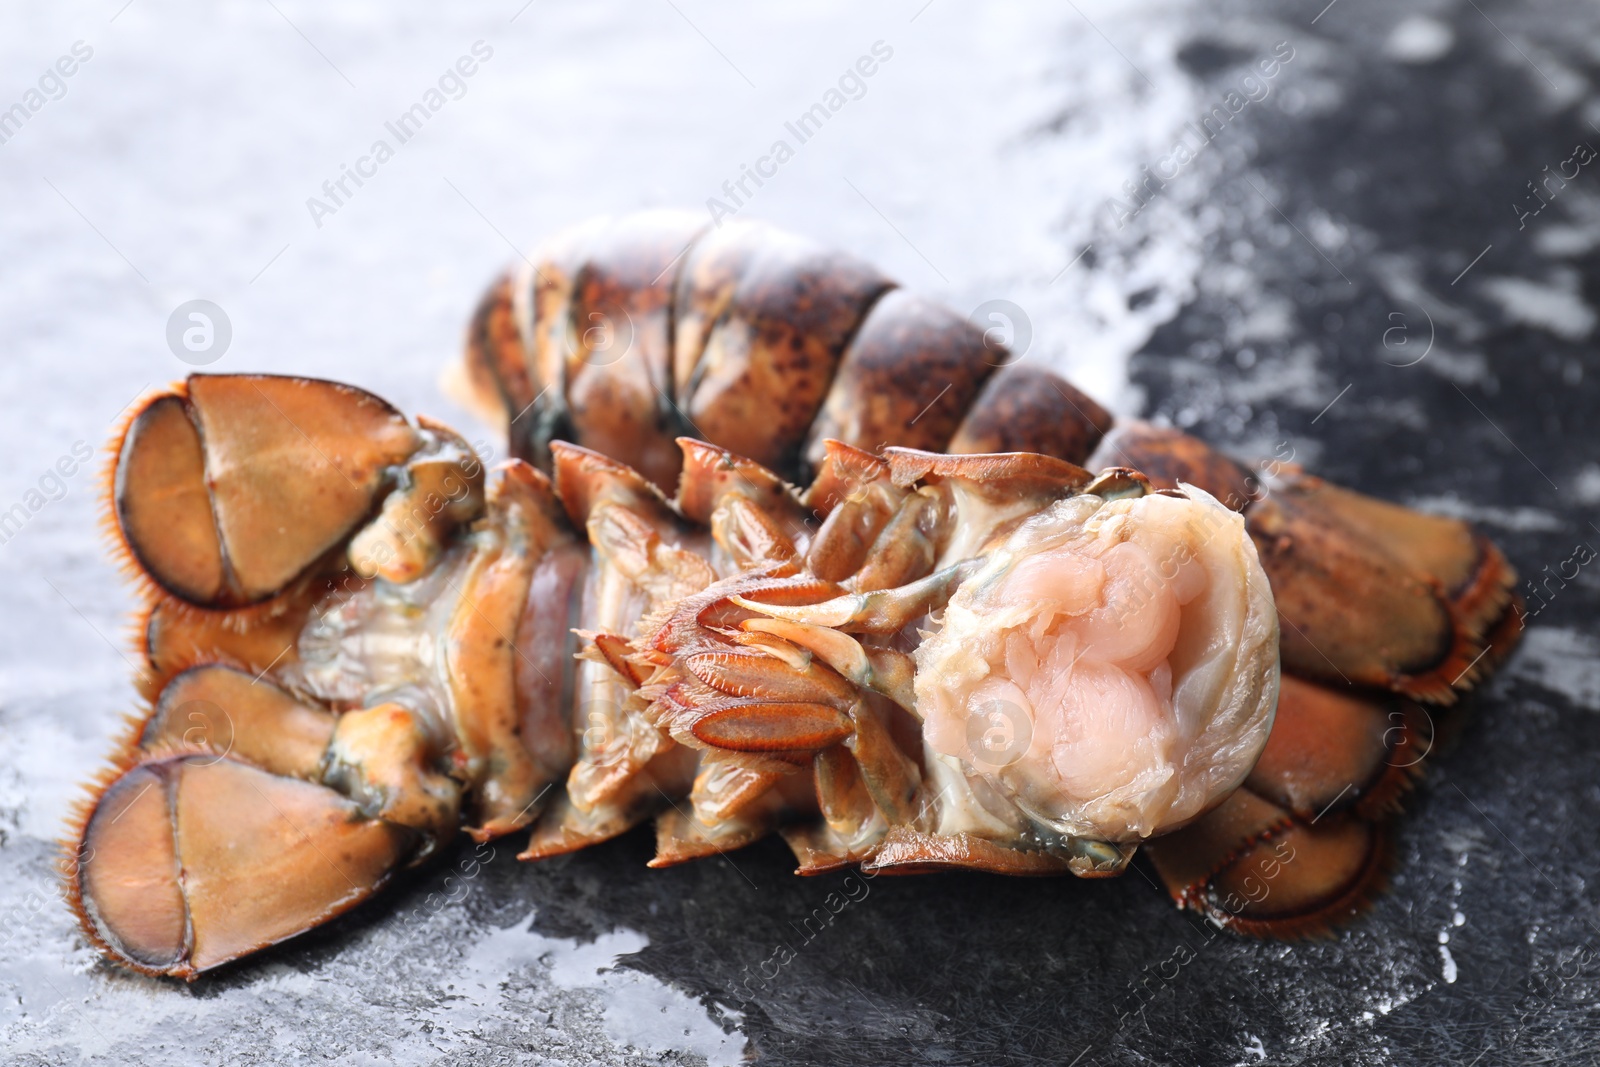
[804,289,1000,475]
[111,374,419,610]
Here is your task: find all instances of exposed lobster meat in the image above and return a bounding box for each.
[67,211,1520,978]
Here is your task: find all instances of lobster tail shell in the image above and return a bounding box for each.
[1087,420,1258,508]
[804,289,1000,473]
[673,221,895,475]
[468,214,898,490]
[949,364,1115,464]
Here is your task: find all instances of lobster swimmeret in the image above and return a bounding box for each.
[69,211,1519,978]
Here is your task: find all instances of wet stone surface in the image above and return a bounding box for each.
[2,1,1599,1064]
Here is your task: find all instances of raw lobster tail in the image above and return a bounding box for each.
[456,211,1518,930]
[68,212,1519,978]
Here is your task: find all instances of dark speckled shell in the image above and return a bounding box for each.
[559,212,707,491]
[464,272,537,435]
[1087,421,1256,509]
[803,290,999,478]
[671,221,894,478]
[947,364,1114,464]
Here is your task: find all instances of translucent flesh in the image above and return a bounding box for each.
[916,489,1278,842]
